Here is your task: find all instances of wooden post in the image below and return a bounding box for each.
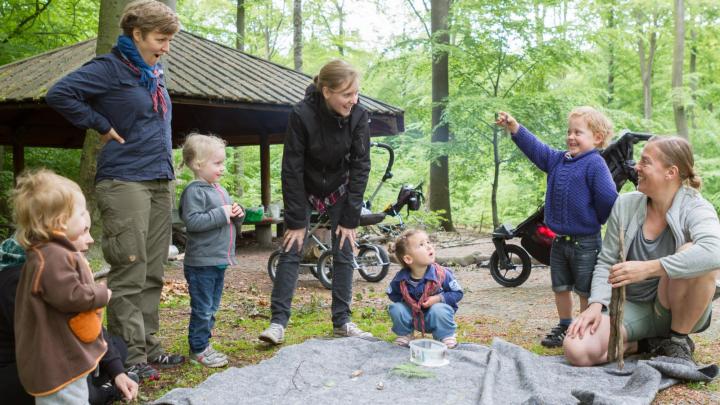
[608,220,626,369]
[257,134,273,247]
[12,142,24,185]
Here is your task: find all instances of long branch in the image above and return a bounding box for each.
[2,0,53,44]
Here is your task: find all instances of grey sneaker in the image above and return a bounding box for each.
[259,323,285,345]
[190,346,229,368]
[333,322,373,338]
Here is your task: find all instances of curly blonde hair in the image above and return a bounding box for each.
[389,229,426,267]
[12,169,83,249]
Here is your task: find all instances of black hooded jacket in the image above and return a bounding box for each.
[282,83,371,229]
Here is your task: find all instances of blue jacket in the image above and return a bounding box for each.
[46,48,174,183]
[387,265,463,312]
[179,181,239,267]
[512,125,618,236]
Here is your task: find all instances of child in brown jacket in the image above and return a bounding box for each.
[13,169,110,403]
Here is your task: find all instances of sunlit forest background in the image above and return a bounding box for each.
[2,0,719,232]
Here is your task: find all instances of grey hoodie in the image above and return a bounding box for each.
[179,180,239,267]
[589,186,720,308]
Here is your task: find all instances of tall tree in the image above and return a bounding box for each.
[429,0,453,231]
[293,0,302,71]
[634,5,667,120]
[236,0,245,51]
[672,0,688,138]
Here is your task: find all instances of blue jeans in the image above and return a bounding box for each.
[184,265,226,353]
[388,302,456,340]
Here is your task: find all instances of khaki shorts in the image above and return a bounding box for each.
[623,295,713,342]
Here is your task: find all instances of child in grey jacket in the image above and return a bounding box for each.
[179,134,244,368]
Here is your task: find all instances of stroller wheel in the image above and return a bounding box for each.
[316,251,334,290]
[267,250,281,282]
[356,244,390,282]
[489,244,532,287]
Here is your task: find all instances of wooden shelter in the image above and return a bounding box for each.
[0,30,404,198]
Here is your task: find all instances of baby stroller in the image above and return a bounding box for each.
[266,142,424,290]
[489,130,653,287]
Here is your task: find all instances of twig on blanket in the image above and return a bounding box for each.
[608,220,626,369]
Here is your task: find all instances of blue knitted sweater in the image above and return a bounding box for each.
[512,125,618,236]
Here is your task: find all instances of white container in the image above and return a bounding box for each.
[409,339,449,367]
[268,203,281,219]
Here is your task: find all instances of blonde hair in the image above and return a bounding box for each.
[12,169,83,249]
[568,106,614,148]
[120,0,180,37]
[389,229,426,267]
[181,133,227,173]
[313,60,359,94]
[647,136,702,190]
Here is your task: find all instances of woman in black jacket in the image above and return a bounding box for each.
[259,60,372,344]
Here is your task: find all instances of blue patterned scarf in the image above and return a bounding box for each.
[116,35,168,117]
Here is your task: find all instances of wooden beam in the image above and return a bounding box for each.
[260,134,271,207]
[12,142,24,185]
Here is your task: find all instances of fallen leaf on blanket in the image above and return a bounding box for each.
[391,363,436,379]
[350,369,363,378]
[323,380,336,388]
[376,382,384,390]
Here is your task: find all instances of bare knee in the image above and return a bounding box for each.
[563,337,598,367]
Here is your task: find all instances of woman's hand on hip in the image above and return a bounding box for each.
[101,128,125,145]
[335,225,356,251]
[608,259,663,287]
[283,228,306,252]
[567,302,603,339]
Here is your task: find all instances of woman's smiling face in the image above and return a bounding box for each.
[322,80,359,118]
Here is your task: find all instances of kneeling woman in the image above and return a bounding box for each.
[564,136,720,366]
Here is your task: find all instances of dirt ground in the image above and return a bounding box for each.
[162,231,720,403]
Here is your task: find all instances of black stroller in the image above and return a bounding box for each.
[267,142,424,289]
[489,131,653,287]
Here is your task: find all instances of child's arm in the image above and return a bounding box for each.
[496,111,563,173]
[36,251,108,313]
[588,158,619,224]
[180,187,231,232]
[438,269,464,307]
[386,279,403,303]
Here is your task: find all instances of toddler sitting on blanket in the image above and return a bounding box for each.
[386,229,463,348]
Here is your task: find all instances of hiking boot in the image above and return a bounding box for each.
[125,362,159,382]
[190,346,229,368]
[259,323,285,345]
[658,335,695,363]
[149,353,185,369]
[333,322,373,339]
[540,324,568,348]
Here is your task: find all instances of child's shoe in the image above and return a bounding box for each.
[541,324,568,348]
[259,323,285,345]
[394,333,414,347]
[441,335,458,349]
[190,346,229,368]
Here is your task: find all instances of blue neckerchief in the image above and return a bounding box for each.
[116,35,160,94]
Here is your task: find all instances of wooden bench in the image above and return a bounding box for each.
[242,217,284,248]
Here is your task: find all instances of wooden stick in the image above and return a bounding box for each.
[608,221,626,369]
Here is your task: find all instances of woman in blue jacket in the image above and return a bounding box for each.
[46,0,183,380]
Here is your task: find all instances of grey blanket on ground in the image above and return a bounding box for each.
[154,338,718,405]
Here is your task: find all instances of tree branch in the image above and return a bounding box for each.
[405,0,431,39]
[2,0,53,44]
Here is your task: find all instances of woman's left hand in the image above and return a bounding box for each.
[608,259,663,287]
[335,225,356,251]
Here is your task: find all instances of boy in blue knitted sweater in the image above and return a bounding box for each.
[496,107,618,347]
